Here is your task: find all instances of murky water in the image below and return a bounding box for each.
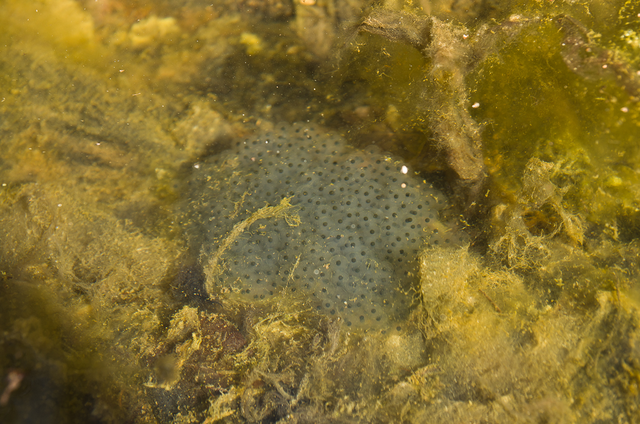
[1,1,640,423]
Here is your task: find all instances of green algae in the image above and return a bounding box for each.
[472,12,640,232]
[1,0,640,423]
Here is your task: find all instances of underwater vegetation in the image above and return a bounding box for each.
[0,0,640,423]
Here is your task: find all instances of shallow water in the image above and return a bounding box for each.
[1,1,640,423]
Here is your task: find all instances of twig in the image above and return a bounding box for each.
[478,287,502,313]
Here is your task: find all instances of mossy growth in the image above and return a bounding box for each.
[469,4,640,233]
[1,1,640,423]
[0,183,180,423]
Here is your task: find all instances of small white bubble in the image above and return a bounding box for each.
[621,107,629,113]
[472,102,480,108]
[193,163,200,169]
[313,269,320,275]
[401,165,408,174]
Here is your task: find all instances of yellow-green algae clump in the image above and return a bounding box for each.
[1,0,640,423]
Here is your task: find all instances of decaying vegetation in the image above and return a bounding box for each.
[1,0,640,423]
[359,9,488,211]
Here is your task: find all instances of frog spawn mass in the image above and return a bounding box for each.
[184,123,460,331]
